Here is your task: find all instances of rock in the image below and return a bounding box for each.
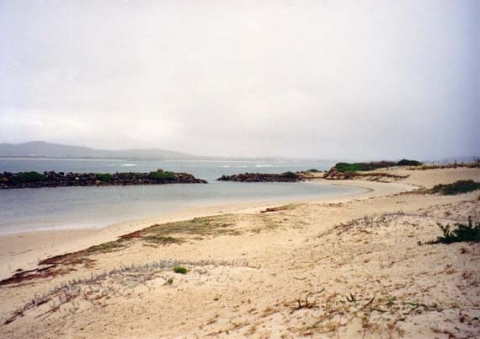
[323,167,346,180]
[217,172,303,183]
[0,171,208,189]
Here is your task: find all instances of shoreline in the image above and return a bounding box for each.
[0,179,411,281]
[1,167,479,338]
[0,180,361,236]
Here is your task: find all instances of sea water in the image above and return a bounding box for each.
[0,158,366,234]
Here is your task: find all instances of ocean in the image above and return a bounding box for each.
[0,158,366,234]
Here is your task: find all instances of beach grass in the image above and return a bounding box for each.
[430,180,480,195]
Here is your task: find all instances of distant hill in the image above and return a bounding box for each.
[0,141,199,160]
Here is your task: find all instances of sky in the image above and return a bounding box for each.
[0,0,478,160]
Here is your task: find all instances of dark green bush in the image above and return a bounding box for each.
[307,169,321,173]
[334,161,396,172]
[281,171,298,179]
[429,217,480,244]
[430,180,480,195]
[148,171,176,181]
[397,159,423,166]
[19,171,45,182]
[335,162,364,173]
[173,266,188,274]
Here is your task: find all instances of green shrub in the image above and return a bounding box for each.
[334,161,396,173]
[281,171,298,179]
[335,162,364,173]
[397,159,423,166]
[148,171,176,181]
[429,217,480,244]
[19,171,45,182]
[430,180,480,195]
[307,169,320,173]
[173,266,188,274]
[97,173,114,182]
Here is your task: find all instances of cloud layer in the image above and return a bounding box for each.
[1,0,478,159]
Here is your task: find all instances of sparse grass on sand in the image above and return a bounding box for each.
[429,180,480,195]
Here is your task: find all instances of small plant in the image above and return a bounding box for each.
[164,278,173,285]
[429,217,480,244]
[430,180,480,195]
[307,169,320,173]
[173,266,188,274]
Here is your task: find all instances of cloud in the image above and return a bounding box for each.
[1,0,478,159]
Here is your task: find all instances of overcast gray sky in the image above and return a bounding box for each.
[0,0,478,159]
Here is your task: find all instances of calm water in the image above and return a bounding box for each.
[0,158,365,234]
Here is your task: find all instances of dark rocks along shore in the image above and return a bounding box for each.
[217,172,302,182]
[0,170,207,189]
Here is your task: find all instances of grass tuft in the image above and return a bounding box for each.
[142,235,184,245]
[427,217,480,244]
[173,266,188,274]
[86,241,125,253]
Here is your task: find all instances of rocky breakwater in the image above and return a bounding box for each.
[217,171,303,182]
[0,169,207,189]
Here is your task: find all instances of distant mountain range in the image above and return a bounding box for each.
[1,141,477,163]
[0,141,199,160]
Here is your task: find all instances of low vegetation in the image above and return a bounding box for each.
[142,235,184,245]
[334,159,422,173]
[134,215,239,240]
[430,180,480,195]
[413,162,480,170]
[4,259,246,325]
[334,162,372,172]
[428,217,480,244]
[148,170,176,181]
[396,159,423,166]
[173,266,188,274]
[281,171,298,179]
[86,241,125,253]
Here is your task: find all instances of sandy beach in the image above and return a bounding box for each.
[1,167,479,338]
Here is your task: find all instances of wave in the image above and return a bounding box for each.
[121,163,137,167]
[222,165,248,168]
